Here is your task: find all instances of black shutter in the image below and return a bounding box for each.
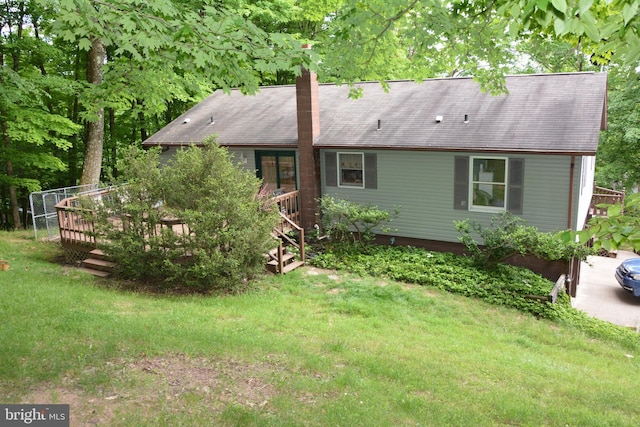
[325,152,337,187]
[454,156,469,210]
[364,154,377,189]
[507,158,524,214]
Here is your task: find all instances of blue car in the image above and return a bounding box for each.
[615,258,640,297]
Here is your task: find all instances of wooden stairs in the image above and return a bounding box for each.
[76,211,306,277]
[265,244,304,274]
[266,212,306,274]
[78,249,115,278]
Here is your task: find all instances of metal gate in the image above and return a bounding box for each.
[29,184,98,241]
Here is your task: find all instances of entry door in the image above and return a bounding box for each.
[255,151,297,193]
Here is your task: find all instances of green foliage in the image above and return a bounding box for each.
[311,244,567,320]
[596,67,640,191]
[0,8,82,227]
[318,0,517,92]
[86,141,279,292]
[3,231,640,425]
[455,213,594,269]
[564,192,640,253]
[319,195,398,245]
[499,0,640,65]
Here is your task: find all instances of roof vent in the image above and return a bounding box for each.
[464,114,469,124]
[182,118,191,124]
[435,115,443,123]
[377,119,381,131]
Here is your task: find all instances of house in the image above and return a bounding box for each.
[143,71,607,256]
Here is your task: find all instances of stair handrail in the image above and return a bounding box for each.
[272,211,305,264]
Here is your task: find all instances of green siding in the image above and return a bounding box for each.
[227,149,256,173]
[321,150,577,243]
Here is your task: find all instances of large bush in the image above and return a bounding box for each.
[86,141,279,292]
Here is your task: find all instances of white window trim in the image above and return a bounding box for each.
[337,152,365,189]
[469,155,508,213]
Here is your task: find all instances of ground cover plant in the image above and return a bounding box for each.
[1,231,639,426]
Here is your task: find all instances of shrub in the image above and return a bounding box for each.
[85,141,279,293]
[455,212,594,269]
[319,195,398,245]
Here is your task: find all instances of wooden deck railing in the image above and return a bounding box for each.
[56,188,303,252]
[55,189,112,250]
[590,186,625,217]
[274,190,301,227]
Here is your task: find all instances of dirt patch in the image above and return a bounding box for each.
[127,354,279,408]
[20,353,288,426]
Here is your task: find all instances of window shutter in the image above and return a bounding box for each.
[364,154,377,189]
[454,156,469,210]
[507,158,524,214]
[325,152,337,187]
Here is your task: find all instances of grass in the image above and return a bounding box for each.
[1,230,639,426]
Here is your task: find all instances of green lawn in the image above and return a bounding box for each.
[1,231,639,426]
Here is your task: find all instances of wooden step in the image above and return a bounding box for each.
[266,258,304,274]
[82,257,116,272]
[281,260,304,274]
[77,266,112,278]
[88,248,111,261]
[267,251,296,263]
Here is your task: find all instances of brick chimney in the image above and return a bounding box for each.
[296,59,321,230]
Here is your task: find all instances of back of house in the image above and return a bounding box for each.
[143,72,608,252]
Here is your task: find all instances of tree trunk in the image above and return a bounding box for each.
[1,122,21,230]
[79,38,106,186]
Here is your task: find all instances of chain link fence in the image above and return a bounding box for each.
[29,184,98,241]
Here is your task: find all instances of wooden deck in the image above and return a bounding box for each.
[589,186,625,218]
[55,188,305,273]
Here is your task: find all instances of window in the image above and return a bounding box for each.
[454,156,524,214]
[338,152,364,188]
[325,152,377,189]
[470,157,507,211]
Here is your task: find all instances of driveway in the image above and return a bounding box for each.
[572,250,640,329]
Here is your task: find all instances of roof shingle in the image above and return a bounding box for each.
[143,72,607,155]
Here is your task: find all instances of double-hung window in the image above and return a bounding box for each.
[470,157,507,211]
[324,152,377,190]
[454,156,524,214]
[338,153,364,188]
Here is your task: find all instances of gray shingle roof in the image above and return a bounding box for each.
[143,72,607,155]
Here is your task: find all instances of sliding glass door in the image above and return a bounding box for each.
[255,151,297,194]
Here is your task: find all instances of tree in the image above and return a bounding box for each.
[596,66,640,191]
[495,0,640,65]
[79,38,105,185]
[310,0,639,91]
[0,0,80,228]
[48,0,309,185]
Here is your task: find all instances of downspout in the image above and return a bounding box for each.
[565,155,577,297]
[567,155,575,230]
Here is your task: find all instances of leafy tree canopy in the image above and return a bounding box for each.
[596,66,640,191]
